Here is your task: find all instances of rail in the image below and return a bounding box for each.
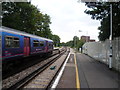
[2,48,67,90]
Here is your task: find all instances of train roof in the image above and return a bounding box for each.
[0,26,53,42]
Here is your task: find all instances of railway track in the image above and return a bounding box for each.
[2,47,69,89]
[3,48,61,79]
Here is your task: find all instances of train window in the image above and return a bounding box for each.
[13,37,19,48]
[5,36,13,48]
[39,41,44,47]
[33,40,39,47]
[5,36,20,48]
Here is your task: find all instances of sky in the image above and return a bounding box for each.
[31,0,100,43]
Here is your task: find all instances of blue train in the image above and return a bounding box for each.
[0,26,54,69]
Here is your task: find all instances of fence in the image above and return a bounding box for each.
[82,37,120,71]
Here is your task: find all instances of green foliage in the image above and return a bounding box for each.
[2,2,54,39]
[35,14,52,39]
[60,42,65,46]
[73,36,79,48]
[73,36,84,51]
[2,2,37,33]
[61,36,84,51]
[63,40,74,47]
[52,34,60,47]
[84,2,120,41]
[98,16,110,41]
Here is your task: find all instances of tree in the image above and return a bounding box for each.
[98,16,110,41]
[73,36,84,51]
[64,40,74,47]
[84,2,120,41]
[2,2,36,33]
[63,36,84,51]
[73,36,79,48]
[52,35,60,47]
[2,2,53,39]
[60,42,66,46]
[35,14,52,39]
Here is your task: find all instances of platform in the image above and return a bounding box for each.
[76,53,119,88]
[54,48,119,89]
[56,53,76,88]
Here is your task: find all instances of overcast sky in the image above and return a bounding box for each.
[31,0,100,43]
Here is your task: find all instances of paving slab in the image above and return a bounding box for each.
[76,53,119,89]
[56,54,76,88]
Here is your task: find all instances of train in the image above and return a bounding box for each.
[0,26,54,70]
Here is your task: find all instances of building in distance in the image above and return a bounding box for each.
[80,35,95,42]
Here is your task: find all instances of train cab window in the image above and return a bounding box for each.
[13,37,19,47]
[39,41,44,47]
[33,40,39,47]
[5,36,13,48]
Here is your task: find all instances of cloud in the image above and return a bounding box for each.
[31,0,100,42]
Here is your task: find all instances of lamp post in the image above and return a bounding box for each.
[78,30,82,52]
[78,30,82,40]
[109,4,113,69]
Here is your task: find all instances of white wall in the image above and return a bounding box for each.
[82,38,120,71]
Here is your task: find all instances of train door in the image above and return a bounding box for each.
[45,41,48,52]
[24,37,30,56]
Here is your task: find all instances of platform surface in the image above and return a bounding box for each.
[56,49,119,89]
[76,53,119,88]
[56,53,76,88]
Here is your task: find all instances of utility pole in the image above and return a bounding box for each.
[109,4,113,69]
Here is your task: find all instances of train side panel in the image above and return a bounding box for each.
[2,32,24,61]
[44,40,53,54]
[48,41,53,52]
[30,37,46,55]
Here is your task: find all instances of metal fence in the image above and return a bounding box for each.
[82,37,120,71]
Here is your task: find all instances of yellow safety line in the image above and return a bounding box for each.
[74,53,80,90]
